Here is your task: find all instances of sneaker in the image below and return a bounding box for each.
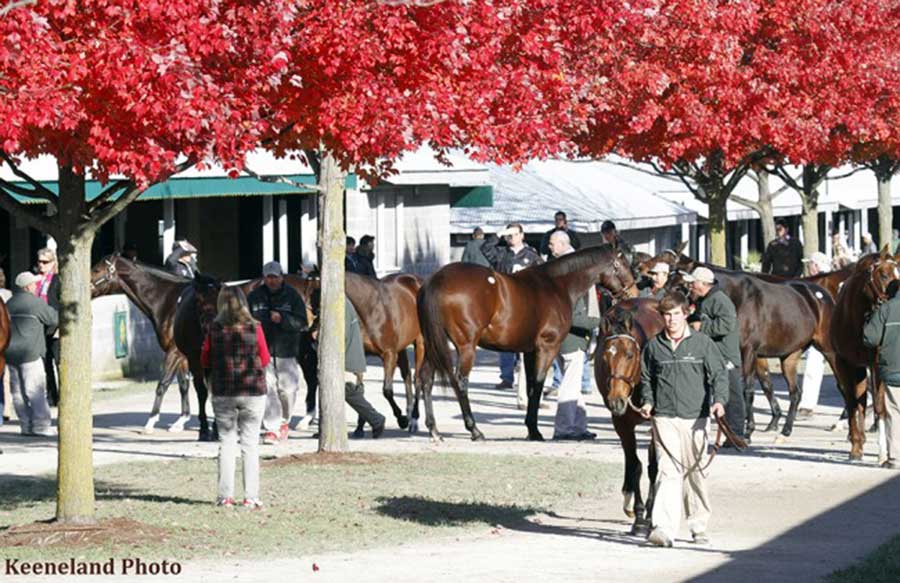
[494,381,514,390]
[216,497,235,508]
[278,422,290,442]
[691,531,710,545]
[351,427,366,439]
[262,432,278,445]
[647,528,673,548]
[298,413,315,431]
[882,460,898,470]
[242,498,264,510]
[372,422,385,439]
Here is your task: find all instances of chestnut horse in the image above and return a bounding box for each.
[417,244,636,441]
[596,298,662,536]
[90,255,194,434]
[641,249,839,439]
[240,272,424,430]
[830,249,898,462]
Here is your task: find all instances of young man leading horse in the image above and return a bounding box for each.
[640,291,728,548]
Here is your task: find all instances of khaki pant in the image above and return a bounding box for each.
[553,351,587,438]
[262,357,306,432]
[9,359,52,435]
[885,385,900,461]
[2,367,12,419]
[651,416,712,540]
[212,395,266,501]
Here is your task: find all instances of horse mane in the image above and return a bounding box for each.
[113,256,192,284]
[537,244,615,278]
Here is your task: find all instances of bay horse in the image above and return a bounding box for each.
[90,255,197,435]
[596,298,662,536]
[417,244,636,441]
[642,248,839,439]
[173,273,222,441]
[830,249,898,463]
[239,271,424,431]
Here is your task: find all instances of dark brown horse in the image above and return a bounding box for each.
[90,255,195,435]
[239,272,424,430]
[830,249,898,462]
[417,244,636,441]
[596,298,662,536]
[642,249,840,439]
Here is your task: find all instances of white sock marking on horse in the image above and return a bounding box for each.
[623,492,634,518]
[879,418,888,465]
[143,415,160,434]
[169,414,190,432]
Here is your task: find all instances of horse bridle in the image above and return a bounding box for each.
[603,333,641,407]
[91,256,119,290]
[867,258,897,305]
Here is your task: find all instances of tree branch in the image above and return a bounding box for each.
[0,150,59,209]
[92,158,198,227]
[827,166,865,180]
[0,0,35,17]
[731,195,762,214]
[241,166,321,193]
[0,183,57,236]
[86,179,133,215]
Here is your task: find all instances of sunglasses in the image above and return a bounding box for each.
[37,259,53,264]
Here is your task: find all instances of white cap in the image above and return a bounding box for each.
[649,262,670,274]
[262,261,284,277]
[682,266,715,284]
[15,271,38,288]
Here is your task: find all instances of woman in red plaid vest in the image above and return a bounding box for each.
[201,286,270,509]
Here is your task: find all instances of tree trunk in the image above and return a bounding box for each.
[756,170,777,245]
[55,167,96,523]
[877,169,893,253]
[316,151,348,453]
[800,192,819,259]
[707,192,728,267]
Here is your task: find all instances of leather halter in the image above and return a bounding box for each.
[91,256,118,290]
[603,333,640,396]
[867,258,897,305]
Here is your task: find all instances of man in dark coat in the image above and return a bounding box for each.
[461,227,491,267]
[481,223,543,390]
[165,240,199,278]
[349,235,378,278]
[761,219,803,277]
[539,211,582,256]
[600,220,635,265]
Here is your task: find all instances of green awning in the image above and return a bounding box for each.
[450,186,493,208]
[8,174,358,204]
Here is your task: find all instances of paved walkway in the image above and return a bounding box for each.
[2,352,898,582]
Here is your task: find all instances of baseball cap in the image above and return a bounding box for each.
[682,266,715,284]
[15,271,38,288]
[649,262,670,275]
[262,261,284,277]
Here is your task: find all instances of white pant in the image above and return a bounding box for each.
[213,395,266,500]
[885,385,900,461]
[799,348,825,410]
[262,357,306,432]
[553,351,587,438]
[651,416,711,540]
[9,359,52,435]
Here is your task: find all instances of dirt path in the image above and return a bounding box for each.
[2,353,898,582]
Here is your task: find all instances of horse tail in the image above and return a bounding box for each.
[417,279,457,386]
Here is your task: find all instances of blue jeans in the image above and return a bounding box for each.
[581,352,592,392]
[499,352,517,385]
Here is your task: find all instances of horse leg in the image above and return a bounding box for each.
[392,349,412,429]
[190,361,213,442]
[645,433,659,531]
[418,360,441,442]
[143,373,171,434]
[833,357,867,460]
[523,349,554,441]
[409,337,425,434]
[169,356,192,432]
[778,352,802,439]
[756,359,783,433]
[453,345,483,441]
[614,416,647,535]
[742,351,758,437]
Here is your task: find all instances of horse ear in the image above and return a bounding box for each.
[620,310,634,334]
[881,244,891,259]
[675,241,688,256]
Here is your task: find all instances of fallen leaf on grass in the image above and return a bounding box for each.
[313,563,320,572]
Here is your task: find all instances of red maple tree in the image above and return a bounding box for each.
[0,0,296,523]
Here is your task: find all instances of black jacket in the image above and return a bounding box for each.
[461,239,491,267]
[539,227,581,256]
[348,251,377,278]
[165,249,197,279]
[481,235,543,274]
[247,283,308,358]
[762,236,803,277]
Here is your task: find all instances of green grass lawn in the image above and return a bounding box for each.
[0,452,616,562]
[826,534,900,583]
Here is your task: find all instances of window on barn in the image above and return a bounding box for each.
[375,191,404,274]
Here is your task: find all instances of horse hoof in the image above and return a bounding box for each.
[631,521,651,538]
[397,415,410,430]
[198,431,212,442]
[142,425,156,435]
[168,415,190,433]
[430,432,443,443]
[471,430,486,442]
[408,419,419,434]
[624,509,635,519]
[527,431,545,442]
[849,452,864,462]
[763,422,779,433]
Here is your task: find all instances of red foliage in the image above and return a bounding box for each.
[0,0,296,186]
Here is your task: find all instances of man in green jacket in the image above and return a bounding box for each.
[6,271,58,436]
[548,231,601,441]
[685,266,747,443]
[862,290,900,469]
[640,291,728,547]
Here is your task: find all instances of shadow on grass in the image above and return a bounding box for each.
[0,474,206,515]
[374,495,539,528]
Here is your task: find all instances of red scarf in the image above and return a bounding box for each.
[36,272,53,303]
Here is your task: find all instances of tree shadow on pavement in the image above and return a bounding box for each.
[691,473,900,581]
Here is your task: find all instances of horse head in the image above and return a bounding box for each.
[600,248,638,300]
[90,253,124,297]
[600,308,641,417]
[862,246,900,306]
[191,273,222,330]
